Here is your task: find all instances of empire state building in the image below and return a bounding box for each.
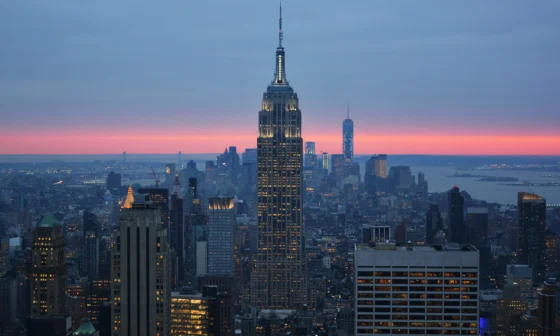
[252,5,307,310]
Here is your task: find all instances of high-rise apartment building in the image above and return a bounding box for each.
[207,197,235,276]
[448,186,465,244]
[30,215,67,316]
[355,243,480,335]
[322,152,329,171]
[111,201,171,336]
[517,192,546,284]
[342,103,354,163]
[426,204,443,245]
[252,4,307,310]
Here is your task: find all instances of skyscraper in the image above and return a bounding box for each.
[30,215,67,316]
[538,280,557,336]
[425,204,443,245]
[448,186,465,244]
[331,154,346,184]
[169,175,185,288]
[517,192,547,284]
[304,141,315,167]
[164,163,176,193]
[242,148,258,164]
[322,152,329,171]
[106,172,121,195]
[207,197,235,276]
[111,200,171,336]
[252,4,306,310]
[303,142,317,182]
[364,154,387,178]
[138,187,169,231]
[342,102,353,163]
[228,146,240,182]
[82,211,99,277]
[184,178,208,286]
[466,207,489,246]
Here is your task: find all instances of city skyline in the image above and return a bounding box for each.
[1,1,559,155]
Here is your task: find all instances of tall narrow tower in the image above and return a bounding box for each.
[111,200,171,336]
[252,4,307,310]
[517,192,546,284]
[342,101,354,163]
[30,215,67,316]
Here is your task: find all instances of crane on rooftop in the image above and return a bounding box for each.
[150,166,160,188]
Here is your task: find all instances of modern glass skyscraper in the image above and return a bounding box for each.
[342,102,354,163]
[517,192,546,284]
[252,4,307,310]
[207,197,235,276]
[448,186,465,244]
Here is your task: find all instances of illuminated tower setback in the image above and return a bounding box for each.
[252,4,307,310]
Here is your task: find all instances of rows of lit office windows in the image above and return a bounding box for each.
[357,328,478,335]
[358,293,478,300]
[357,271,478,278]
[357,299,477,307]
[358,279,477,285]
[357,286,478,293]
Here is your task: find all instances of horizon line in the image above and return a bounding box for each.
[1,153,559,157]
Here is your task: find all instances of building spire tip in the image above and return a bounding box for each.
[279,1,283,47]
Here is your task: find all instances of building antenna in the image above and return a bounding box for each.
[279,2,283,47]
[347,100,350,119]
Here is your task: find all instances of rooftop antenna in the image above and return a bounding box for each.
[347,100,350,119]
[279,2,283,46]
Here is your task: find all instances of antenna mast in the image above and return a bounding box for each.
[279,2,283,46]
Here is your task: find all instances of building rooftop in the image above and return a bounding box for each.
[171,291,204,299]
[507,264,532,278]
[37,214,61,227]
[467,207,489,214]
[356,243,478,252]
[73,318,97,336]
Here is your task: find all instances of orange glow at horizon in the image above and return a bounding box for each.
[2,130,559,155]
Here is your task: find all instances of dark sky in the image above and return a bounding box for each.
[1,1,559,154]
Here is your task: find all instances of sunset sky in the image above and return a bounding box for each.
[1,1,559,155]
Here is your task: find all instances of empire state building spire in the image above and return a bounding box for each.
[253,4,306,310]
[279,2,283,47]
[272,2,288,86]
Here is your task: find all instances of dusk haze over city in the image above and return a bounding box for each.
[1,2,560,336]
[1,1,559,155]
